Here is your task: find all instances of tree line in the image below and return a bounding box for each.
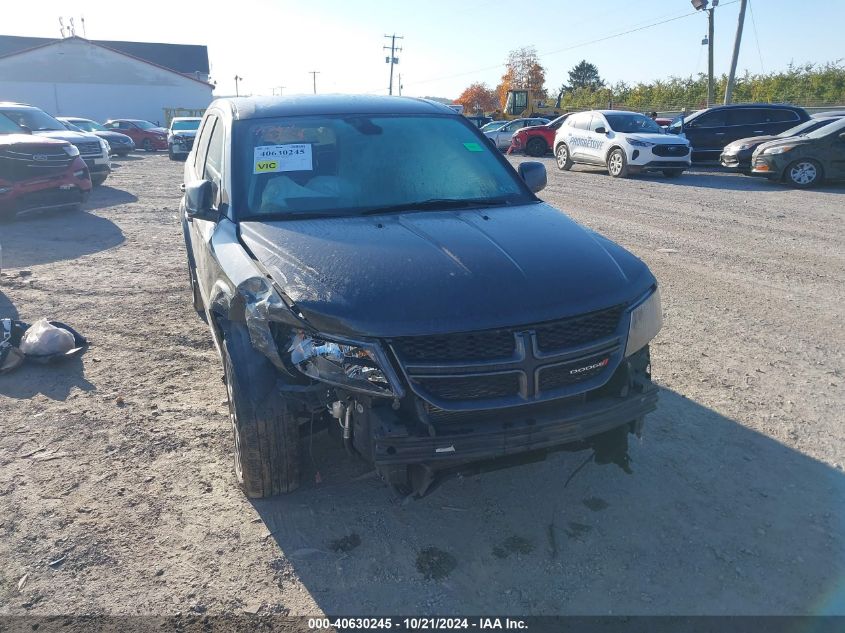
[454,47,845,114]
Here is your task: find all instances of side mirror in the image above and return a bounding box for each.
[19,125,33,135]
[518,161,547,193]
[184,180,216,220]
[839,132,845,140]
[594,126,607,135]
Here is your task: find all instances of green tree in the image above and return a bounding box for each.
[561,60,604,93]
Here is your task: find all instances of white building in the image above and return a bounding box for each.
[0,36,213,124]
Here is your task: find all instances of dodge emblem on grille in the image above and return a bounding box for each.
[569,358,609,375]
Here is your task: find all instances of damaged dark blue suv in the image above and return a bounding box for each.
[181,95,662,498]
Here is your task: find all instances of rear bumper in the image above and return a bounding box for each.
[372,384,658,466]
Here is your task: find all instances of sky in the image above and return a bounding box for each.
[4,0,843,99]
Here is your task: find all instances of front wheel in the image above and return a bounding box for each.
[607,149,629,178]
[168,147,177,160]
[525,137,547,157]
[784,159,823,188]
[222,323,300,498]
[555,143,573,171]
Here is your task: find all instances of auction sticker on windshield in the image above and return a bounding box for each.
[253,144,313,173]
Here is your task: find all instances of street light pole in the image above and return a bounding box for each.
[707,7,715,106]
[724,0,748,104]
[309,71,320,94]
[234,75,243,97]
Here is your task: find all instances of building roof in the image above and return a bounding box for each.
[0,34,209,75]
[217,95,455,120]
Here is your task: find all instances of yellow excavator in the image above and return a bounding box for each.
[495,89,565,120]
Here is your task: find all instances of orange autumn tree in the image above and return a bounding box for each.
[454,82,499,114]
[496,47,548,110]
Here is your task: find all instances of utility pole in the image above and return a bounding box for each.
[80,16,87,38]
[309,71,320,94]
[234,75,243,97]
[383,34,403,95]
[692,0,717,106]
[724,0,748,104]
[397,73,403,96]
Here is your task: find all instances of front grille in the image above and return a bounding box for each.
[412,372,520,401]
[535,305,624,353]
[652,144,690,157]
[0,147,74,182]
[393,329,515,362]
[17,186,83,212]
[74,141,101,157]
[394,305,627,410]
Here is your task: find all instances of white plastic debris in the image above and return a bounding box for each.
[19,319,75,356]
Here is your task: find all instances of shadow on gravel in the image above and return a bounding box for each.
[0,290,19,320]
[85,185,139,210]
[0,353,94,399]
[639,167,845,194]
[0,210,124,268]
[253,388,845,615]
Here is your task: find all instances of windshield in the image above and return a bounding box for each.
[69,119,106,132]
[62,121,85,133]
[172,119,201,131]
[134,120,158,130]
[0,108,65,132]
[549,115,569,129]
[0,113,24,134]
[480,121,506,132]
[804,116,845,139]
[668,110,705,132]
[605,113,661,134]
[234,115,531,219]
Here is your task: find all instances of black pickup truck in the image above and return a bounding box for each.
[180,95,663,497]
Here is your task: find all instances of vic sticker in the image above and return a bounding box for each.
[253,144,313,174]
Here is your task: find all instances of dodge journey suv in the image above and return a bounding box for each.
[181,95,662,498]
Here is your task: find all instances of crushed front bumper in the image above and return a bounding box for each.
[372,384,658,466]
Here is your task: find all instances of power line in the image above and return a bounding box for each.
[748,0,766,73]
[395,0,740,91]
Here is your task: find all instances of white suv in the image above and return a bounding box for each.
[553,110,691,178]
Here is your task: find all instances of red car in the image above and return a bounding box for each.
[508,114,572,156]
[0,115,92,222]
[103,119,168,151]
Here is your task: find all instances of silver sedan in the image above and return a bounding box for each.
[484,118,549,150]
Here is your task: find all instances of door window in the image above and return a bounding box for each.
[204,118,225,182]
[728,109,767,125]
[192,115,216,171]
[589,116,606,132]
[692,111,727,127]
[766,109,800,123]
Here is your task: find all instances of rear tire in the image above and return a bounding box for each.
[607,148,629,178]
[222,323,300,498]
[143,139,153,152]
[555,143,573,171]
[526,137,547,157]
[784,159,823,188]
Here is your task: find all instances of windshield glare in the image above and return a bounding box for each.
[70,119,106,132]
[605,113,661,134]
[480,121,506,132]
[804,116,845,139]
[134,120,157,130]
[0,113,23,134]
[235,115,530,219]
[1,108,65,132]
[172,120,201,131]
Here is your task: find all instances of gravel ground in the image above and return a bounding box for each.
[0,153,843,617]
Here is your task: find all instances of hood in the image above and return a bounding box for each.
[624,133,689,145]
[754,137,812,154]
[726,135,777,149]
[516,125,547,134]
[0,133,68,148]
[34,130,101,144]
[150,127,168,135]
[239,203,655,338]
[94,130,133,143]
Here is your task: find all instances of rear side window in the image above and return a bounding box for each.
[728,109,766,125]
[572,114,592,131]
[767,109,800,123]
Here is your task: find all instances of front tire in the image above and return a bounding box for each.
[555,143,573,170]
[222,323,300,498]
[607,148,629,178]
[168,146,177,161]
[784,159,823,188]
[526,137,547,157]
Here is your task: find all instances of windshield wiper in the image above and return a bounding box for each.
[359,197,515,216]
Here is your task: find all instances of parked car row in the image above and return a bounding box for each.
[496,102,844,188]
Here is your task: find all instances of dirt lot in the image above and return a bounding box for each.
[1,153,843,616]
